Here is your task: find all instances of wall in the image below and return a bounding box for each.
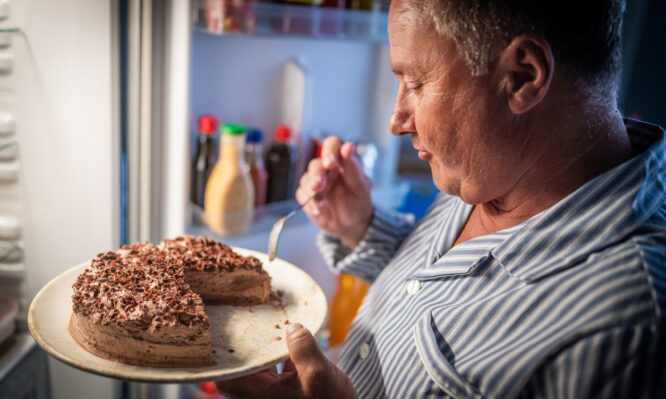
[190,31,393,147]
[7,0,117,398]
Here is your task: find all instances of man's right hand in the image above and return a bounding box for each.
[296,137,373,250]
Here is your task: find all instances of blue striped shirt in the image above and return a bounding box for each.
[317,119,666,398]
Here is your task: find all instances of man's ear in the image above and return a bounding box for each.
[497,35,554,114]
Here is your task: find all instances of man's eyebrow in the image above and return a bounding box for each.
[391,67,404,76]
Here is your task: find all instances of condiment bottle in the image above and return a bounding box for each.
[204,123,254,235]
[265,125,297,204]
[328,274,369,347]
[245,128,268,214]
[191,115,217,208]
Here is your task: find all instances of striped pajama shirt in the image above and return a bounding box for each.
[317,119,666,398]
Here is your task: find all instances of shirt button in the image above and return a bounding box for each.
[405,280,422,295]
[359,343,370,359]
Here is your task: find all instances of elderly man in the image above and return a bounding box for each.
[217,0,666,397]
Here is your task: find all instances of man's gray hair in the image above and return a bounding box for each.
[406,0,626,94]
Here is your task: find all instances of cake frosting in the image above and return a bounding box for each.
[70,236,271,367]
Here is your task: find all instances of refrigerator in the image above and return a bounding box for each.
[3,0,664,398]
[4,0,412,398]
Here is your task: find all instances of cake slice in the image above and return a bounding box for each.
[70,243,212,367]
[160,236,271,305]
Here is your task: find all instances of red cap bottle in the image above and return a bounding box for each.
[274,125,291,142]
[265,125,296,203]
[198,115,218,134]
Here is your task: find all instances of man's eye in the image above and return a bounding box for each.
[406,82,422,91]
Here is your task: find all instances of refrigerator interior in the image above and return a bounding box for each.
[183,4,416,301]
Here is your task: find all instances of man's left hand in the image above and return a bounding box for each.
[215,323,358,399]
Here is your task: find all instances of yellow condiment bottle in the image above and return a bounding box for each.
[328,274,369,347]
[204,123,254,236]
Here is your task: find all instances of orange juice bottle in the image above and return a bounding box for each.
[204,123,254,236]
[328,274,369,347]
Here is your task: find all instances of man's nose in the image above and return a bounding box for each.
[389,106,416,137]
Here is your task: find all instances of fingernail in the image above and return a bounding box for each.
[287,323,303,336]
[310,176,321,189]
[323,155,335,168]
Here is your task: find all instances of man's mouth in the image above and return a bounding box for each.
[412,136,431,160]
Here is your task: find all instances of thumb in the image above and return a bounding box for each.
[337,142,368,192]
[286,323,359,399]
[285,323,328,373]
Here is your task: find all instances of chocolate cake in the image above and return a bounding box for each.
[70,236,271,368]
[160,236,271,305]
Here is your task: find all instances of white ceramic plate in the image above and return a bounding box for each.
[28,248,328,383]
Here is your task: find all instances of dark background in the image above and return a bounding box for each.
[620,0,666,127]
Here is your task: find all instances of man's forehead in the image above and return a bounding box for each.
[389,25,456,77]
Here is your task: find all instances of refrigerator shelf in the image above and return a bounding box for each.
[189,199,312,240]
[188,181,413,245]
[194,3,389,43]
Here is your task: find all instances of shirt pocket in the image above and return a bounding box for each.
[413,311,484,399]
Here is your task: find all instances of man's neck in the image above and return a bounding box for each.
[455,102,634,246]
[484,106,632,230]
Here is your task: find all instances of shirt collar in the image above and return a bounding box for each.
[492,119,666,283]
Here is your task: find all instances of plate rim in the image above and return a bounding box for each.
[28,248,328,383]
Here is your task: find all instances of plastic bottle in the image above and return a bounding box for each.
[191,115,218,208]
[265,125,297,203]
[245,128,268,211]
[328,274,369,347]
[204,123,254,235]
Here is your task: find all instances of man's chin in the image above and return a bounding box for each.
[432,175,461,198]
[433,176,487,205]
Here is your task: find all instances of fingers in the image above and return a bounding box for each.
[286,323,358,399]
[215,365,301,399]
[296,187,328,217]
[321,137,369,193]
[305,158,326,192]
[309,137,368,192]
[214,370,274,399]
[297,157,331,216]
[320,136,343,171]
[296,166,328,217]
[285,323,328,370]
[285,323,329,395]
[338,142,370,192]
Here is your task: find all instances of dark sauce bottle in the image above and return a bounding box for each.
[190,115,217,207]
[265,125,297,203]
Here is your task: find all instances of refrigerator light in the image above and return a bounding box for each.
[0,215,20,239]
[0,112,15,136]
[0,52,12,73]
[0,162,18,182]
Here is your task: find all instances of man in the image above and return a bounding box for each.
[217,0,666,397]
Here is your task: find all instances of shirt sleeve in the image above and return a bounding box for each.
[316,206,415,283]
[517,321,666,399]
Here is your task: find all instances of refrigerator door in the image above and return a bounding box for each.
[5,0,118,398]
